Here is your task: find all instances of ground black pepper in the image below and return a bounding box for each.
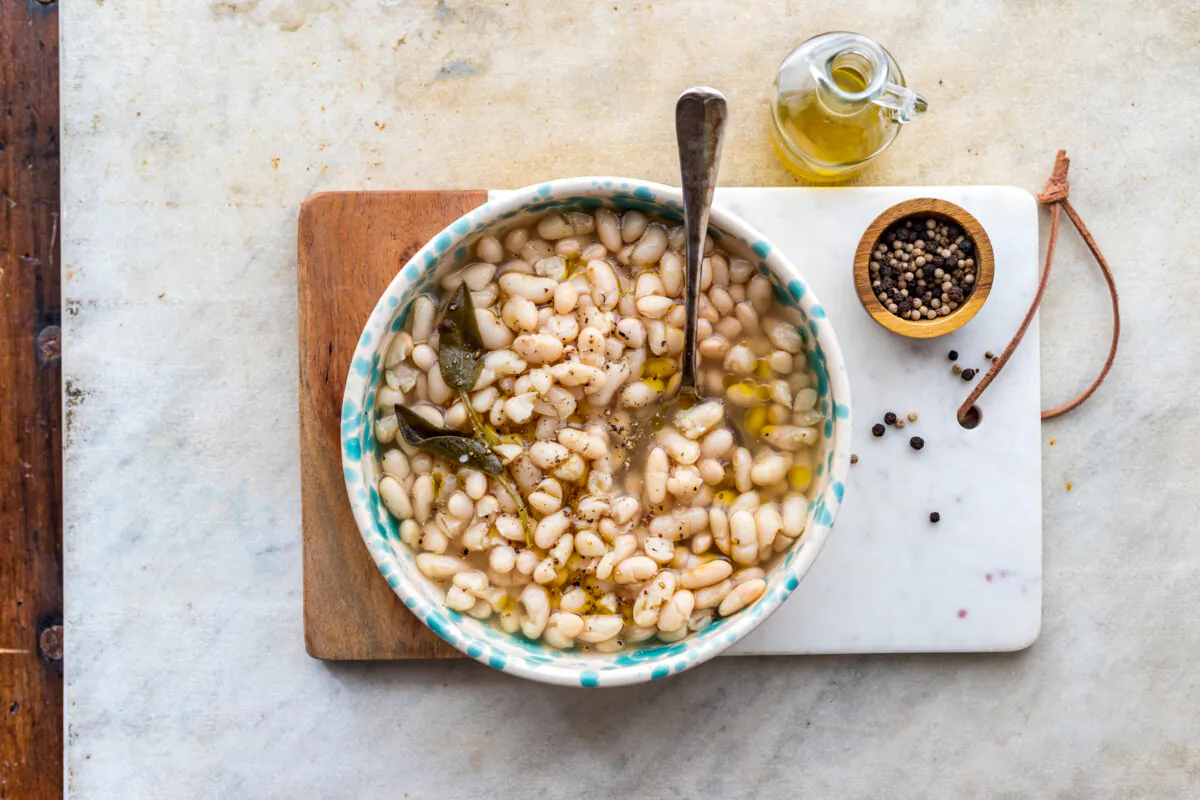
[872,423,886,437]
[910,436,925,451]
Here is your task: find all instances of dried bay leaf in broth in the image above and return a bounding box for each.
[437,283,485,392]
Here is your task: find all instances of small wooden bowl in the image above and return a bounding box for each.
[853,198,994,339]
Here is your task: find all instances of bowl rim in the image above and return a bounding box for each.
[340,176,852,687]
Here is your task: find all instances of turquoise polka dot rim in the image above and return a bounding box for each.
[342,177,852,687]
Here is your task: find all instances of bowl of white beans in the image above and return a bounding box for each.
[342,178,851,686]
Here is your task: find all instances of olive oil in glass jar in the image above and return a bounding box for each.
[770,32,927,183]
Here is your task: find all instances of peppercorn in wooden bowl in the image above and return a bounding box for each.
[853,198,994,339]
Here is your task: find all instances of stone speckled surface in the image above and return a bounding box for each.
[62,1,1199,797]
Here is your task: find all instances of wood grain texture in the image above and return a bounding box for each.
[298,191,486,660]
[0,0,64,795]
[853,198,994,339]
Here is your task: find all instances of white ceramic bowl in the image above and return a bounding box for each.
[341,178,851,687]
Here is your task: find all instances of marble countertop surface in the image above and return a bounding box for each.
[61,1,1199,797]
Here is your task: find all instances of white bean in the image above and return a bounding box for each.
[693,579,732,610]
[412,474,434,524]
[541,314,580,344]
[747,274,773,315]
[489,544,517,574]
[578,615,623,643]
[512,333,564,364]
[553,282,578,315]
[680,559,733,590]
[697,458,725,485]
[730,509,759,565]
[381,449,410,480]
[476,235,504,263]
[378,476,413,521]
[657,589,695,633]
[575,530,607,558]
[503,392,538,424]
[519,585,551,639]
[613,555,658,585]
[475,309,514,349]
[633,571,677,627]
[586,260,620,310]
[410,296,436,342]
[621,210,647,243]
[501,295,540,332]
[715,316,742,340]
[645,446,669,504]
[751,453,788,487]
[643,536,675,564]
[615,318,646,349]
[698,335,731,360]
[560,587,591,614]
[631,226,669,266]
[724,344,756,375]
[426,365,452,405]
[718,578,766,616]
[793,387,818,411]
[611,495,640,525]
[597,533,637,581]
[415,553,468,579]
[782,494,809,537]
[531,509,569,549]
[732,447,753,492]
[499,272,556,303]
[754,503,782,549]
[596,208,622,251]
[635,295,673,319]
[765,317,804,353]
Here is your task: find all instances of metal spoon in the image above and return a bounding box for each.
[671,86,728,402]
[614,88,733,480]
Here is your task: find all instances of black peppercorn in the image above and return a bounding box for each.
[958,240,974,255]
[884,412,897,425]
[961,369,976,380]
[948,350,959,361]
[930,511,941,523]
[910,436,924,450]
[872,423,886,437]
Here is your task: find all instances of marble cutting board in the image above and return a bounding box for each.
[484,185,1041,654]
[701,186,1044,654]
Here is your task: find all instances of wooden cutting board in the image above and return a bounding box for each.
[298,190,484,660]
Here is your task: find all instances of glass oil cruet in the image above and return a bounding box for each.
[769,32,927,182]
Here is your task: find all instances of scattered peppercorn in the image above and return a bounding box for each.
[850,454,859,464]
[910,436,925,450]
[961,368,976,380]
[948,350,959,361]
[952,364,963,375]
[884,411,897,425]
[895,418,906,429]
[872,423,886,437]
[907,412,918,422]
[930,511,941,523]
[985,350,994,359]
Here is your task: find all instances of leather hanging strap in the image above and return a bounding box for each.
[957,150,1121,425]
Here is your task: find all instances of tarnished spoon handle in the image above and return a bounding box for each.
[675,87,727,395]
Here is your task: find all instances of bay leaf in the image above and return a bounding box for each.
[437,283,484,392]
